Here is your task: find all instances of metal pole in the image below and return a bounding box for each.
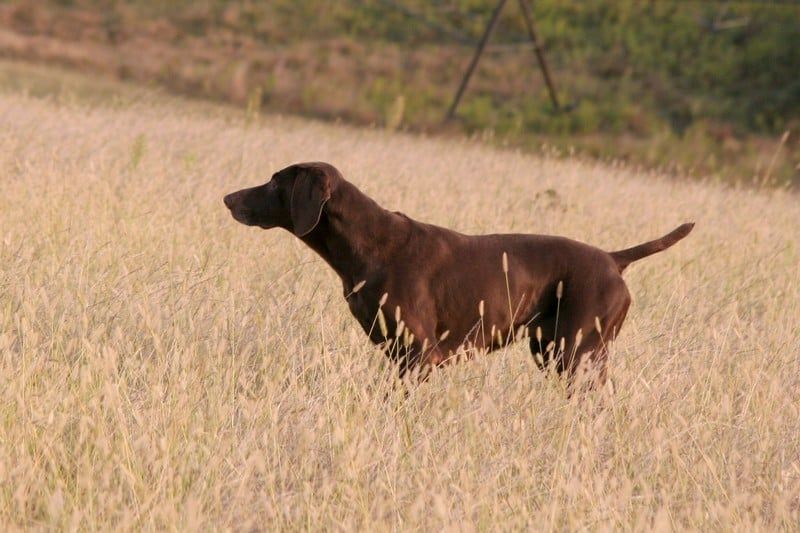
[445,0,509,120]
[518,0,560,111]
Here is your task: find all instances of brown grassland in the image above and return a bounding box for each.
[1,61,799,530]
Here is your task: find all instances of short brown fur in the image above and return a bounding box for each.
[224,162,694,386]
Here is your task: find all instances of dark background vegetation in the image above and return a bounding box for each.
[1,0,798,184]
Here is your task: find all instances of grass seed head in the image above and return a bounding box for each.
[377,309,388,337]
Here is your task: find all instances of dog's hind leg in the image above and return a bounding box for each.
[528,277,631,388]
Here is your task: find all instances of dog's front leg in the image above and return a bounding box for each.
[395,339,448,383]
[387,305,448,383]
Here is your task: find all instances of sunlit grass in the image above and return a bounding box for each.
[1,65,798,530]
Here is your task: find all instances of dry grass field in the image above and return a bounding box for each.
[1,61,799,530]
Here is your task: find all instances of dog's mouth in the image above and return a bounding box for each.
[228,207,254,225]
[228,207,277,229]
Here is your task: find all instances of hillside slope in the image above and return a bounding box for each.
[1,1,798,184]
[1,63,798,529]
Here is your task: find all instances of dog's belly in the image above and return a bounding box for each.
[433,272,550,355]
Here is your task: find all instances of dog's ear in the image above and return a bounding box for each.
[290,166,331,237]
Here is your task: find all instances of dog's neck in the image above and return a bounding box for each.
[300,180,410,292]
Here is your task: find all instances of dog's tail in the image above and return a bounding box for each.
[610,223,695,273]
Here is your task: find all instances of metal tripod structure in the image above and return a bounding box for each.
[445,0,561,120]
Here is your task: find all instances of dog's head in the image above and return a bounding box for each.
[224,162,338,236]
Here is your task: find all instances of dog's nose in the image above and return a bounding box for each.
[223,193,235,209]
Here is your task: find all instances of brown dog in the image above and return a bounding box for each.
[224,162,693,385]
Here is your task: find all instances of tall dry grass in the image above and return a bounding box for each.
[1,66,799,530]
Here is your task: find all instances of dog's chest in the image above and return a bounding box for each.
[344,285,389,344]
